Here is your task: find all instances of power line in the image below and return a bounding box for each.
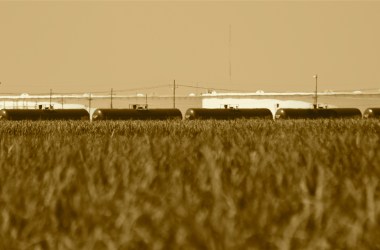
[2,81,379,96]
[177,84,252,93]
[114,84,170,93]
[330,87,380,92]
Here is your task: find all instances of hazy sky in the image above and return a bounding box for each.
[1,1,380,95]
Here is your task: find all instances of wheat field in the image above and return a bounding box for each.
[0,120,379,249]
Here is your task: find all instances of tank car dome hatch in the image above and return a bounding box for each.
[92,108,182,121]
[184,108,272,120]
[363,108,380,119]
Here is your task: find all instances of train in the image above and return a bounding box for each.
[1,107,380,121]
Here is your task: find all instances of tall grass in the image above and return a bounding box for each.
[0,120,379,249]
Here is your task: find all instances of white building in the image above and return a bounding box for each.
[201,92,335,118]
[0,100,86,110]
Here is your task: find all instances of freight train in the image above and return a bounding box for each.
[1,107,380,121]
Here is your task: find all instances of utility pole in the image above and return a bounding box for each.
[145,93,148,108]
[49,89,52,109]
[88,93,92,121]
[89,93,92,111]
[173,80,176,108]
[313,74,318,109]
[110,88,113,109]
[229,24,232,82]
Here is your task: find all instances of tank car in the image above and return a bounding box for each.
[0,109,90,121]
[275,108,362,119]
[363,108,380,119]
[184,108,273,120]
[332,108,362,118]
[92,108,182,121]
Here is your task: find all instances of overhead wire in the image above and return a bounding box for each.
[177,84,252,93]
[1,81,379,96]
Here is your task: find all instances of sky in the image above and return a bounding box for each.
[0,1,380,95]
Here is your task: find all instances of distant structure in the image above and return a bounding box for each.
[201,92,334,118]
[0,101,85,110]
